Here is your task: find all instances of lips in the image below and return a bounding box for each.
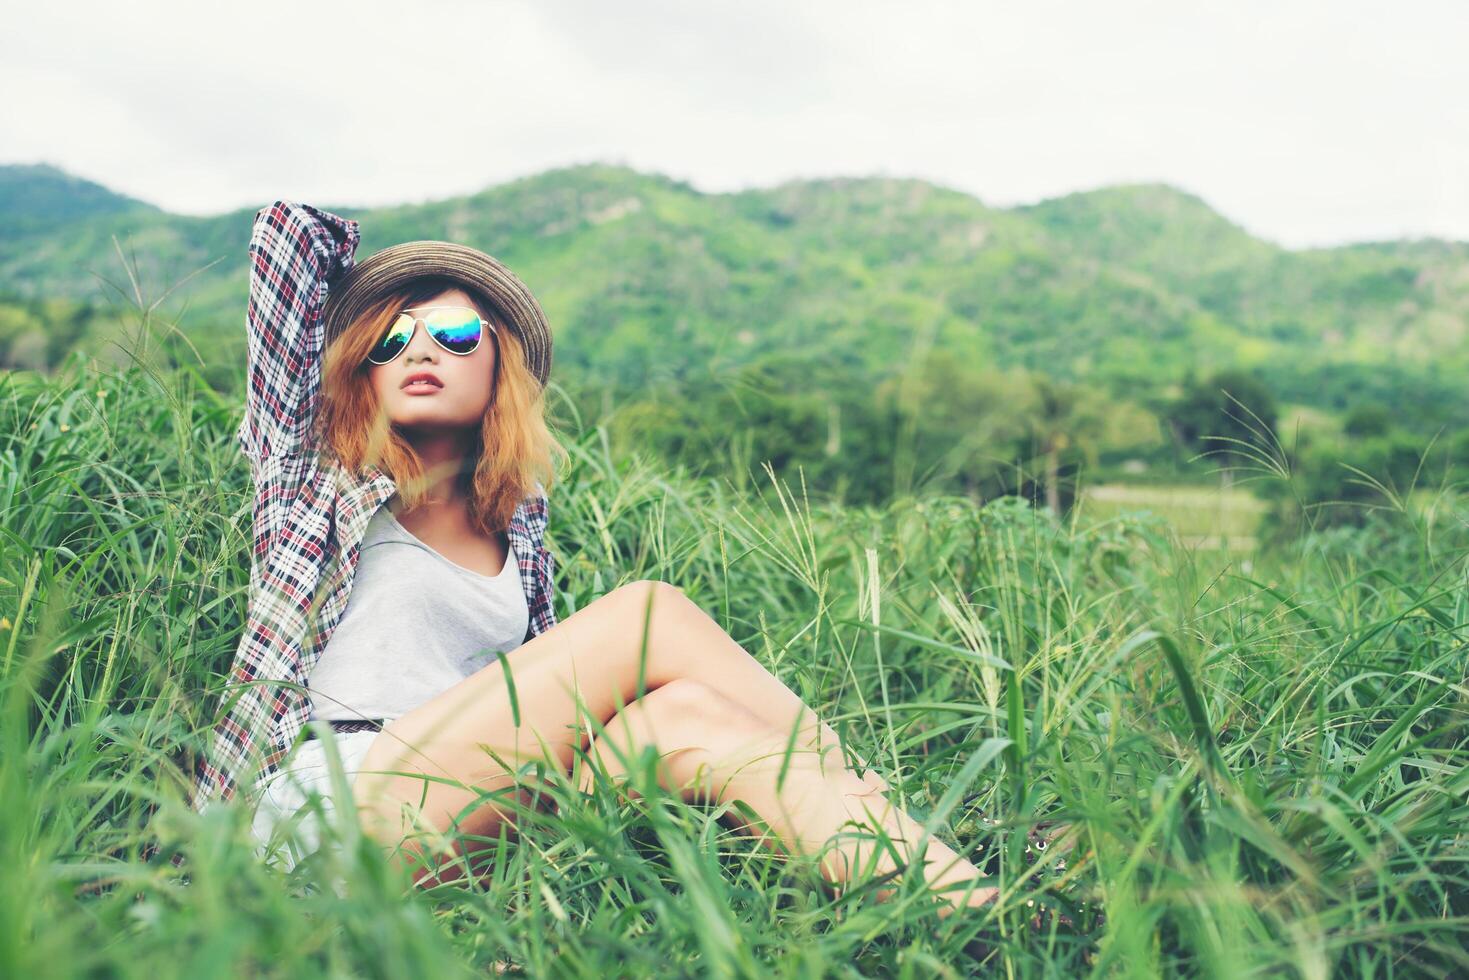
[401,372,443,393]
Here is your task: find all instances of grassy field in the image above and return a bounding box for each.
[1,356,1466,977]
[1077,483,1271,553]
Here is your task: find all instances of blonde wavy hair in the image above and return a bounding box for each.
[318,275,566,536]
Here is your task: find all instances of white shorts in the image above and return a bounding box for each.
[250,727,383,875]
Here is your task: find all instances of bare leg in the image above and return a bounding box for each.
[347,581,900,884]
[588,580,891,792]
[580,678,998,915]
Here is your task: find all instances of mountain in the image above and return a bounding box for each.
[1019,183,1279,285]
[0,163,161,235]
[0,162,1465,408]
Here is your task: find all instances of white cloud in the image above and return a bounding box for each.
[3,0,1465,247]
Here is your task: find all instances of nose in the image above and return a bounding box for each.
[400,317,439,365]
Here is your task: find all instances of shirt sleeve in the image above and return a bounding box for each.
[527,487,559,636]
[239,200,361,461]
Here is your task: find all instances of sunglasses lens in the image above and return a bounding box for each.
[368,315,414,364]
[425,307,483,355]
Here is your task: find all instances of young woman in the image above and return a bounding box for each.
[193,199,998,914]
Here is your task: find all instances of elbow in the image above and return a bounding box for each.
[255,199,292,222]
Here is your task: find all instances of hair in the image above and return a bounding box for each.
[318,275,566,536]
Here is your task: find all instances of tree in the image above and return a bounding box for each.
[1343,403,1392,439]
[1166,370,1278,486]
[1028,376,1098,514]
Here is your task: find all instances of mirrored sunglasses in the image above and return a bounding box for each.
[366,306,493,365]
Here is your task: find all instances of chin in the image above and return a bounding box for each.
[389,406,481,431]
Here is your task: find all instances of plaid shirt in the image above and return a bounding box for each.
[189,200,559,814]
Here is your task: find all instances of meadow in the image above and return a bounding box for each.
[1,342,1466,978]
[1076,484,1269,553]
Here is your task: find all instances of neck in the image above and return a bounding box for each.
[403,428,474,506]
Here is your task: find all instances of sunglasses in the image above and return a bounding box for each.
[366,305,494,365]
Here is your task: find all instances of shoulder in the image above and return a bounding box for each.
[511,484,551,546]
[525,484,551,527]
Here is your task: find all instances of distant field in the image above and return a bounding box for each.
[1078,482,1269,551]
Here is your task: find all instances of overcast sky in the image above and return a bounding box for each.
[5,0,1465,249]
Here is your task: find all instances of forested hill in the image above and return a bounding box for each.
[1,161,1466,412]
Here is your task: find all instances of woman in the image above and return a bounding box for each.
[193,199,997,913]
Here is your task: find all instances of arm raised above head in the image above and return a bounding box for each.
[240,200,361,461]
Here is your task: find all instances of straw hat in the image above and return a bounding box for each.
[322,240,553,387]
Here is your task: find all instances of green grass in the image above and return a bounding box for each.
[1,348,1466,977]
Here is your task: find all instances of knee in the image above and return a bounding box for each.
[605,678,766,748]
[614,578,690,612]
[600,579,754,682]
[585,679,768,794]
[610,579,700,632]
[633,677,756,730]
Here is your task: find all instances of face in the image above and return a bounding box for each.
[366,286,499,433]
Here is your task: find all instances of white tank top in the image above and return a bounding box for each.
[306,506,529,722]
